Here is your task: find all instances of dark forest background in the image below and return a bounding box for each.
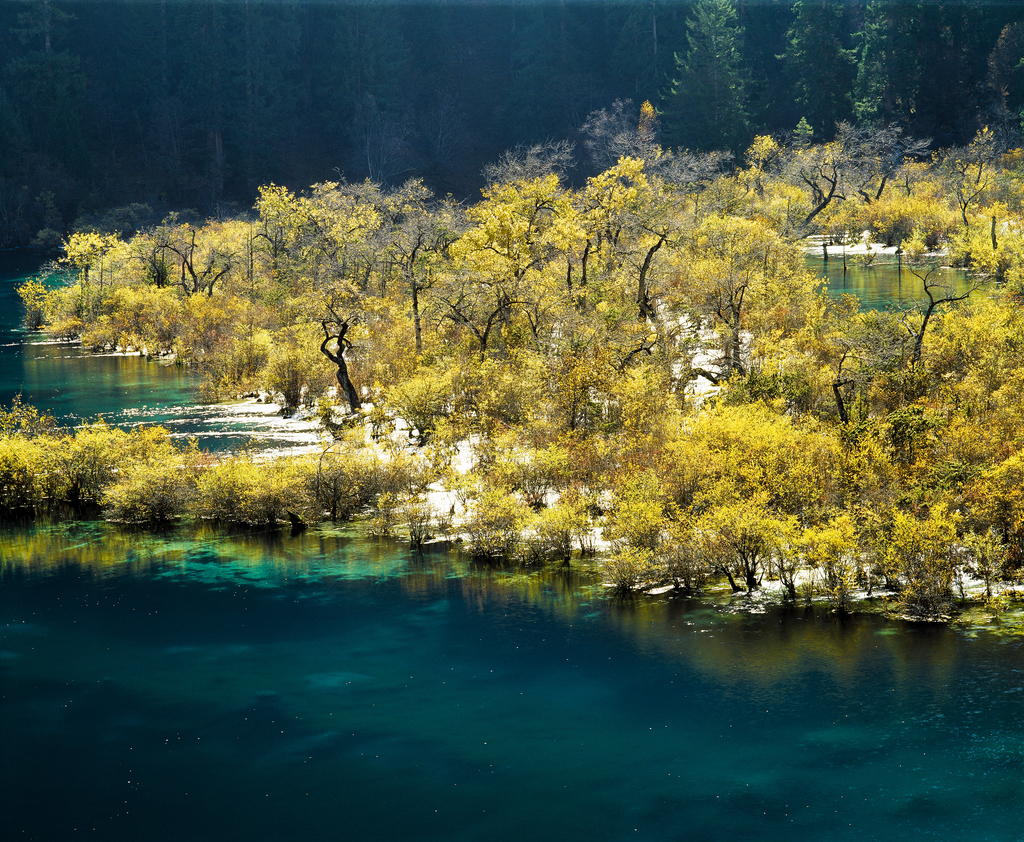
[1,0,1022,246]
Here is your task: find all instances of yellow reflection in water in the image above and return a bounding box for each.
[602,587,964,700]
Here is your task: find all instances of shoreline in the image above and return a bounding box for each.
[804,235,954,264]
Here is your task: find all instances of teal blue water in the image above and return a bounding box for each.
[2,523,1023,841]
[0,252,191,415]
[2,252,1022,841]
[0,253,314,452]
[808,255,977,310]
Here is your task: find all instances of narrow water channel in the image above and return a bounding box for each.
[0,252,318,453]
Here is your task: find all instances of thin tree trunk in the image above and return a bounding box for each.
[412,282,422,355]
[321,322,362,412]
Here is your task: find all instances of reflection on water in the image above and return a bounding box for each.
[0,253,318,452]
[3,524,1024,841]
[807,255,978,309]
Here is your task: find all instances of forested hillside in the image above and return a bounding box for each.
[1,0,1022,246]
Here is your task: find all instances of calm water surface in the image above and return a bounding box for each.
[808,255,977,309]
[2,525,1024,841]
[0,252,316,452]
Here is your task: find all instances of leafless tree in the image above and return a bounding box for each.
[419,90,470,177]
[351,93,412,186]
[482,139,576,187]
[786,121,930,231]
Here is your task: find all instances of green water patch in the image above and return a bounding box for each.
[0,254,317,451]
[806,255,978,309]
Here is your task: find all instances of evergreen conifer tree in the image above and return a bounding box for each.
[782,0,854,133]
[664,0,748,152]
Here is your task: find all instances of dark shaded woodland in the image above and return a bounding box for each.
[1,0,1021,246]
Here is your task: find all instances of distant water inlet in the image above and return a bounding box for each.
[0,253,319,453]
[807,254,977,309]
[2,524,1024,842]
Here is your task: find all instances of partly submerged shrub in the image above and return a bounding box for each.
[524,496,592,562]
[880,506,960,617]
[604,470,669,554]
[464,486,525,558]
[0,436,43,513]
[662,527,713,594]
[367,491,401,536]
[103,444,204,524]
[312,442,433,521]
[603,547,657,592]
[400,491,436,548]
[197,454,313,525]
[0,418,163,516]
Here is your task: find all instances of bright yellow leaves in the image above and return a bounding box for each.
[64,230,123,283]
[18,137,1024,614]
[968,452,1024,572]
[800,514,858,612]
[638,101,659,145]
[880,505,960,616]
[672,213,809,379]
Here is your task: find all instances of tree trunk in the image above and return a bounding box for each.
[743,558,759,591]
[412,281,422,355]
[335,353,361,412]
[911,299,939,367]
[321,322,362,413]
[636,235,665,321]
[721,565,743,593]
[833,379,851,424]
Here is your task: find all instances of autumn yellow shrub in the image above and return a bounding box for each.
[463,486,526,558]
[262,324,335,411]
[523,494,593,562]
[490,435,570,509]
[801,514,858,613]
[859,188,957,248]
[100,285,185,354]
[879,505,960,617]
[102,442,204,524]
[17,279,49,329]
[385,365,455,444]
[196,454,313,525]
[605,469,670,554]
[0,436,43,513]
[603,547,657,592]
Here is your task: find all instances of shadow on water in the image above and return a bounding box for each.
[3,255,1024,840]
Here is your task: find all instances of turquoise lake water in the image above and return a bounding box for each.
[0,252,317,452]
[2,251,1022,840]
[808,254,976,310]
[3,523,1024,841]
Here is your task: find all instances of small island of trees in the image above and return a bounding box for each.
[6,107,1024,623]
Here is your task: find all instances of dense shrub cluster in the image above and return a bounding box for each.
[17,124,1024,617]
[0,407,426,529]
